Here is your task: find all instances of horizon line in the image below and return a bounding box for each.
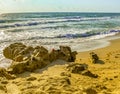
[1,11,120,14]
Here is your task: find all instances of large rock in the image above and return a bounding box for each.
[3,43,77,74]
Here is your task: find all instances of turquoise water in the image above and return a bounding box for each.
[0,12,120,40]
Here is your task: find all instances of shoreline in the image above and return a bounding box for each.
[0,34,120,68]
[76,37,120,62]
[75,33,120,52]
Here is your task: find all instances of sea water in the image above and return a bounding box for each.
[0,12,120,67]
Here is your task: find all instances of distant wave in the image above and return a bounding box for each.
[65,17,111,22]
[56,30,120,38]
[0,17,112,29]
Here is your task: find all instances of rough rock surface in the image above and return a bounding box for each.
[3,43,77,74]
[49,46,77,62]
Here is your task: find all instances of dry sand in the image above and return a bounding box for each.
[0,38,120,94]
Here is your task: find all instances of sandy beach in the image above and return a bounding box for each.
[0,38,120,94]
[0,1,120,94]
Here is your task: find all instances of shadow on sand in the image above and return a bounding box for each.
[95,60,105,64]
[16,59,70,78]
[35,59,71,73]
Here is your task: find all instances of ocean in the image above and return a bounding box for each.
[0,12,120,67]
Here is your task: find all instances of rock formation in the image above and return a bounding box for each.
[3,43,77,74]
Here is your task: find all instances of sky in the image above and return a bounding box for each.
[0,0,120,13]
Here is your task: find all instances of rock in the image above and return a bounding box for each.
[66,63,88,73]
[90,52,99,63]
[49,46,77,62]
[3,43,77,74]
[3,43,50,74]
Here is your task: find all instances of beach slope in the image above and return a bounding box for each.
[0,38,120,94]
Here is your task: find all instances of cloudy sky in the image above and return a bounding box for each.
[0,0,120,13]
